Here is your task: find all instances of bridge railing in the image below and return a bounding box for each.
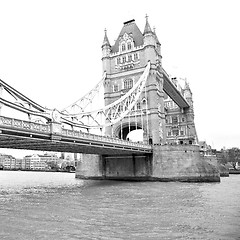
[0,116,50,133]
[61,128,151,149]
[0,115,152,150]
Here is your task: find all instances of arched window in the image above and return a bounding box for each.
[142,98,147,109]
[124,79,133,89]
[127,42,132,50]
[122,56,126,63]
[122,44,126,52]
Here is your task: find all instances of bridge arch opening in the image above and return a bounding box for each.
[126,129,144,142]
[116,124,144,142]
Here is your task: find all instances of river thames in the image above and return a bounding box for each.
[0,171,239,240]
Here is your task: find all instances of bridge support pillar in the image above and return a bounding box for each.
[75,153,153,181]
[151,144,220,182]
[75,154,105,180]
[75,145,220,182]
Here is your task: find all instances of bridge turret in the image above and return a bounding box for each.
[143,15,161,66]
[183,80,193,107]
[102,29,111,73]
[143,15,154,41]
[153,27,162,67]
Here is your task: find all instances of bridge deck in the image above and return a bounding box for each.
[0,116,152,155]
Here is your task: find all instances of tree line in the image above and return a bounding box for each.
[218,147,240,169]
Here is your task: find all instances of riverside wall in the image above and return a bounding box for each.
[76,145,220,182]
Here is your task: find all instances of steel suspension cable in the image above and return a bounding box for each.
[144,84,149,142]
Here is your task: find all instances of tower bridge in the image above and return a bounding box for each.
[0,17,220,182]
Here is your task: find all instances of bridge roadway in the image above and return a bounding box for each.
[0,116,152,155]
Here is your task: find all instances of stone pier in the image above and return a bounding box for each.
[76,145,220,182]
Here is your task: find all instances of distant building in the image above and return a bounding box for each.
[199,141,214,156]
[23,153,59,170]
[0,153,17,169]
[60,152,83,167]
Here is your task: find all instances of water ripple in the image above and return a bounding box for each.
[0,171,240,239]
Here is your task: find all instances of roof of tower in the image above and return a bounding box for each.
[102,29,111,47]
[183,80,192,94]
[143,15,153,35]
[111,19,144,53]
[153,27,161,45]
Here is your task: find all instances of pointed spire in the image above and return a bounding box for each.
[184,79,190,90]
[143,14,153,35]
[102,28,111,47]
[153,26,161,45]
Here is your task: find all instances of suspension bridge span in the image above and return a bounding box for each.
[0,17,220,182]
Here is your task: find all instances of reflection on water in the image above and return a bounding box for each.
[0,171,239,240]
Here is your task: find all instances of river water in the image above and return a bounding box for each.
[0,171,239,240]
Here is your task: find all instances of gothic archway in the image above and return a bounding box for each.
[115,123,143,142]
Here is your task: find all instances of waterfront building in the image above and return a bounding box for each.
[0,153,17,169]
[24,154,47,170]
[199,141,214,156]
[60,152,83,167]
[23,153,59,170]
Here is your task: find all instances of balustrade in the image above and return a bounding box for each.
[0,116,50,133]
[0,115,151,150]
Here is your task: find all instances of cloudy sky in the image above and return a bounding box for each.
[0,0,239,156]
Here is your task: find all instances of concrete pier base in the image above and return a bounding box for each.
[75,145,220,182]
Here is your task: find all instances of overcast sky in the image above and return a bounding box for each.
[0,0,239,157]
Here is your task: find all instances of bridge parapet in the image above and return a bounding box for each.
[0,116,50,133]
[61,128,151,150]
[0,115,152,152]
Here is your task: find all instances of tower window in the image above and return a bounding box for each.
[124,79,133,89]
[172,116,178,124]
[172,130,179,136]
[142,98,147,109]
[113,85,118,92]
[136,102,141,110]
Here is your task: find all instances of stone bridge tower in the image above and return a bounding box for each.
[102,17,166,144]
[75,17,220,183]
